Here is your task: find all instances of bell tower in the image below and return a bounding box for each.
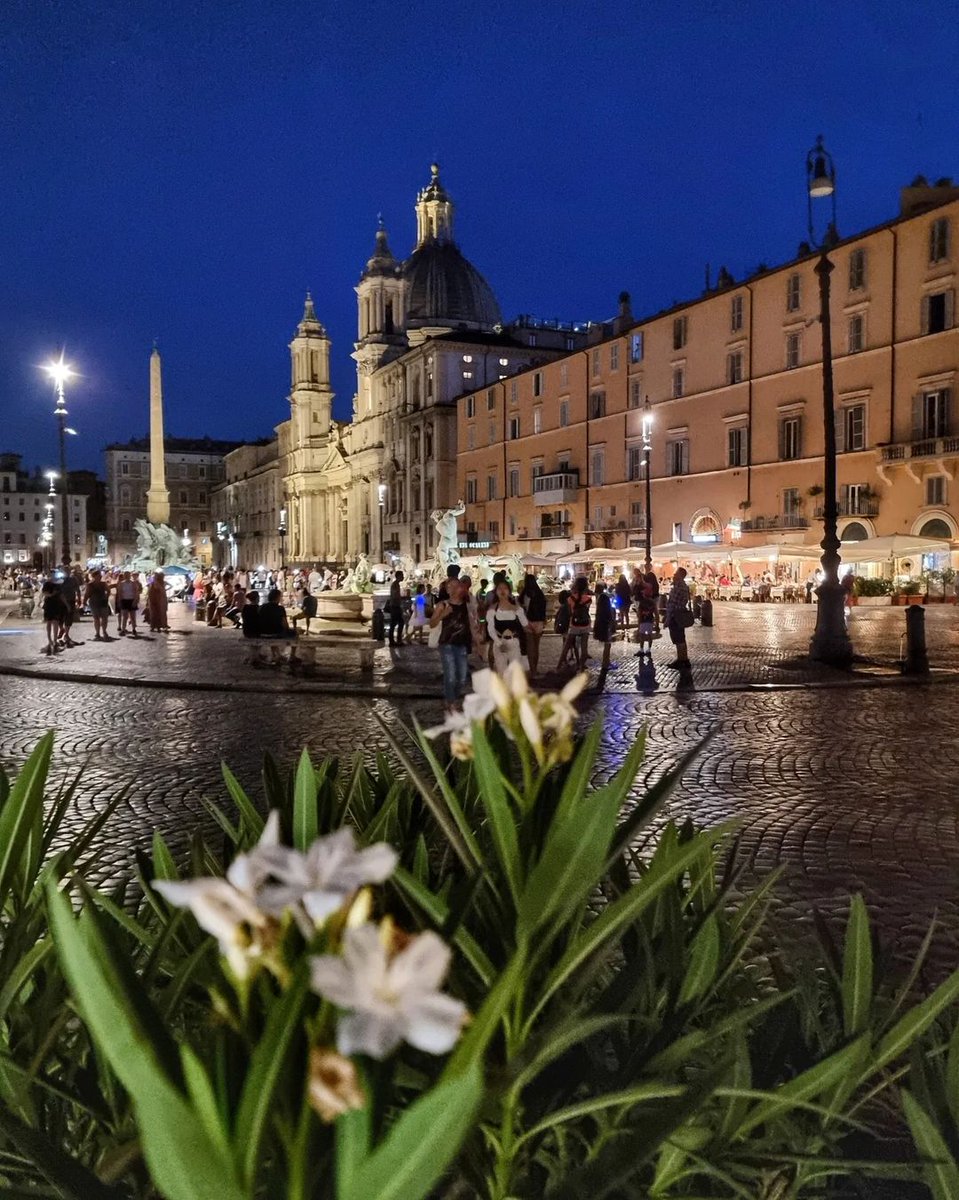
[415,163,454,246]
[355,217,405,343]
[289,293,333,448]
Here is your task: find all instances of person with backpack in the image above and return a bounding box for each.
[665,567,694,670]
[565,576,592,671]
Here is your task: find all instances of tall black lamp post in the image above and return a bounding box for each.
[377,482,387,561]
[278,507,287,571]
[806,136,853,666]
[42,353,73,568]
[642,395,653,574]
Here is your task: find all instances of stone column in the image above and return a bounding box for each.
[145,347,171,525]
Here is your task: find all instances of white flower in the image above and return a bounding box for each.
[154,876,271,980]
[310,925,467,1059]
[253,825,398,935]
[423,669,498,740]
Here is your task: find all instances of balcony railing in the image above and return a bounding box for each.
[740,514,809,531]
[881,435,959,462]
[458,530,498,548]
[814,499,880,518]
[533,471,580,507]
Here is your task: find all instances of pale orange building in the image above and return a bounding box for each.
[456,182,959,561]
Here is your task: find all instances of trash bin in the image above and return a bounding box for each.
[195,601,207,622]
[693,596,703,619]
[700,598,714,627]
[371,607,385,641]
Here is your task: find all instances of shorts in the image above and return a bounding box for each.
[639,621,654,638]
[667,619,686,646]
[120,598,137,612]
[571,626,590,641]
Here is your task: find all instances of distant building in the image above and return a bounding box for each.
[104,436,242,565]
[215,164,589,566]
[456,181,959,559]
[211,438,282,570]
[0,452,88,567]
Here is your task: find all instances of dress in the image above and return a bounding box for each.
[486,603,528,674]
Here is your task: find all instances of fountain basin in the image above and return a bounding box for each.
[316,591,364,622]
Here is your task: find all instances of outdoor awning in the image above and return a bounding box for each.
[519,552,561,568]
[729,543,820,561]
[556,549,600,564]
[835,535,953,564]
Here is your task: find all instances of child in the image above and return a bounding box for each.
[636,584,657,658]
[409,583,429,644]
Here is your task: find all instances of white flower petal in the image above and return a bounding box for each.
[337,1010,403,1060]
[518,697,543,748]
[403,993,467,1054]
[302,889,351,927]
[559,673,589,704]
[505,661,528,699]
[387,930,451,994]
[310,955,362,1007]
[332,842,399,890]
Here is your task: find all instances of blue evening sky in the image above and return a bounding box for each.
[2,0,957,472]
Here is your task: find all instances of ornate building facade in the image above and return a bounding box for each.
[215,165,586,567]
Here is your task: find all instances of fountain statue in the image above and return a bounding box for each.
[127,519,197,575]
[506,553,525,591]
[429,500,465,583]
[342,552,373,594]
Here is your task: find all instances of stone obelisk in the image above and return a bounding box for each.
[145,345,171,525]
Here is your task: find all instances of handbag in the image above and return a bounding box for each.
[677,607,695,629]
[427,622,442,649]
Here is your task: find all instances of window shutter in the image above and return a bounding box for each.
[912,393,924,440]
[834,408,845,453]
[921,294,930,335]
[943,389,952,437]
[796,418,803,459]
[946,290,955,330]
[839,483,850,509]
[778,420,785,459]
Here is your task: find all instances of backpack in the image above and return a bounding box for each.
[571,598,591,628]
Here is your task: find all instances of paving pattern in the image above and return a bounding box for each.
[1,601,959,973]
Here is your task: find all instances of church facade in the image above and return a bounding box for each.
[214,165,585,568]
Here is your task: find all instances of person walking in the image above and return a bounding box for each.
[636,583,657,659]
[665,567,694,670]
[116,571,140,637]
[387,570,406,647]
[520,573,547,676]
[83,570,112,641]
[593,581,615,677]
[565,576,592,671]
[41,580,67,655]
[485,578,529,675]
[429,577,473,711]
[615,573,633,632]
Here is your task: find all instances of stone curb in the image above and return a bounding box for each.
[1,660,957,700]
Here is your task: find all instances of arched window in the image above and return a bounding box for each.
[689,511,722,542]
[841,521,869,542]
[919,518,952,539]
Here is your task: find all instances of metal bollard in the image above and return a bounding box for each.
[700,598,714,627]
[371,607,385,641]
[902,603,929,675]
[693,596,703,619]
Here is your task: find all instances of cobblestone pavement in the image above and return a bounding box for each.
[1,645,958,972]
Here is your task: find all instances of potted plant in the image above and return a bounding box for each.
[893,579,923,606]
[942,566,957,603]
[807,484,824,497]
[853,576,893,606]
[923,568,944,603]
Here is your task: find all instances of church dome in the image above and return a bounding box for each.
[361,223,400,280]
[403,241,502,330]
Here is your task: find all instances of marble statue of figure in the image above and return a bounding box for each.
[506,553,525,591]
[536,570,558,594]
[128,518,196,573]
[431,501,465,568]
[343,552,373,594]
[475,553,492,583]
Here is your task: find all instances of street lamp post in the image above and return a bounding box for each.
[806,136,853,666]
[377,482,387,562]
[42,353,73,568]
[278,507,288,571]
[642,396,653,575]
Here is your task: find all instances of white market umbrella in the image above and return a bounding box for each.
[556,549,603,565]
[836,534,953,564]
[520,552,561,568]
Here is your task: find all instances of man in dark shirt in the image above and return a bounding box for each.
[388,570,405,647]
[241,591,261,638]
[430,578,473,709]
[258,588,295,639]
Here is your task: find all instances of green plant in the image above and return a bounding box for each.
[807,485,824,497]
[854,576,892,597]
[900,580,923,596]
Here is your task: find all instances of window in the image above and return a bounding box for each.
[630,499,645,526]
[779,416,802,460]
[508,416,520,440]
[922,290,953,335]
[730,294,744,332]
[199,520,207,533]
[671,366,684,398]
[486,474,497,501]
[785,332,801,369]
[466,477,478,503]
[782,487,801,516]
[179,490,187,503]
[927,476,947,506]
[629,379,642,409]
[508,514,516,536]
[120,462,129,475]
[488,419,496,445]
[672,315,688,350]
[841,403,866,451]
[848,313,865,353]
[559,400,569,428]
[560,363,569,386]
[609,343,620,371]
[591,348,601,378]
[510,381,518,404]
[627,445,644,480]
[487,389,496,411]
[462,354,473,364]
[591,448,605,486]
[589,391,606,418]
[465,395,475,417]
[842,483,870,514]
[667,439,689,476]
[726,350,744,385]
[532,373,543,397]
[593,506,604,526]
[930,217,950,263]
[786,273,801,312]
[533,406,542,435]
[915,389,951,440]
[508,467,520,498]
[466,426,475,450]
[727,425,747,467]
[530,462,544,489]
[630,332,644,362]
[849,248,866,290]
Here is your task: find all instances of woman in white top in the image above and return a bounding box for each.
[485,578,529,675]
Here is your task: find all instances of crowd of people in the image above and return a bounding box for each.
[1,557,698,707]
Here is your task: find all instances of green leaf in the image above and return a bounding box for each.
[234,970,309,1187]
[221,761,265,840]
[469,722,521,903]
[876,967,959,1072]
[293,749,318,851]
[391,867,494,986]
[336,1097,372,1200]
[519,1081,685,1146]
[341,1064,482,1200]
[903,1089,959,1200]
[552,718,604,828]
[444,944,527,1079]
[151,831,180,881]
[842,894,873,1037]
[0,734,53,910]
[678,912,720,1005]
[0,1103,127,1200]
